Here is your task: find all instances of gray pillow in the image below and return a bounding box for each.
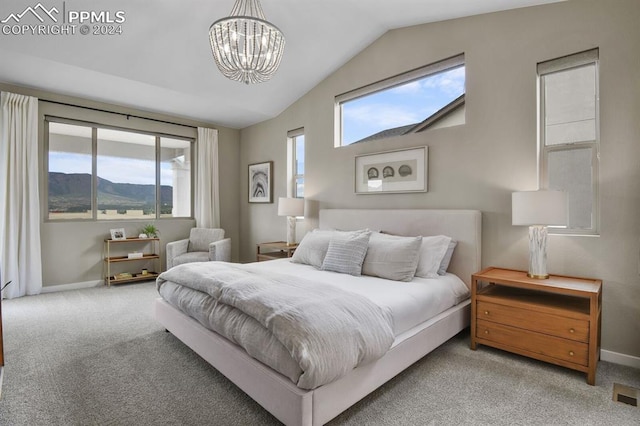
[321,230,372,276]
[362,233,422,281]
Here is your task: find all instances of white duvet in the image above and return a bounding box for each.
[157,259,469,389]
[246,259,470,336]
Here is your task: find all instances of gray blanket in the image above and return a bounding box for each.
[157,261,394,389]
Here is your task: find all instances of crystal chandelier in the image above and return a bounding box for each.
[209,0,285,85]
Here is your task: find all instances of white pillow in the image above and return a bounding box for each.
[290,229,335,268]
[362,232,422,281]
[321,230,372,276]
[414,235,453,279]
[437,239,457,275]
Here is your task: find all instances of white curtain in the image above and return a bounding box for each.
[194,127,220,228]
[0,92,42,299]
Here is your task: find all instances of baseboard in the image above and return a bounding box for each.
[41,280,103,293]
[601,349,640,369]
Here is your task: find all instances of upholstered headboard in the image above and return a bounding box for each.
[319,209,482,288]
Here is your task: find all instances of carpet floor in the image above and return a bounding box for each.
[0,282,638,425]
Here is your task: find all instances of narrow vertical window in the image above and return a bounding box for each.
[287,128,304,199]
[538,49,599,234]
[160,137,192,218]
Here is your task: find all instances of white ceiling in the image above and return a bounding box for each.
[0,0,562,129]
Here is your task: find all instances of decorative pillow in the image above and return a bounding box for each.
[291,229,335,268]
[437,239,458,275]
[414,235,453,279]
[362,232,422,282]
[321,230,372,276]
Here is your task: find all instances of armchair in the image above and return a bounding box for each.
[166,228,231,269]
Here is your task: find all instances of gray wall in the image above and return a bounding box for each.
[239,0,640,358]
[0,82,241,286]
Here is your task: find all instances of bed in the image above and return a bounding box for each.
[154,209,481,425]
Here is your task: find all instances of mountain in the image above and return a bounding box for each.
[48,172,172,213]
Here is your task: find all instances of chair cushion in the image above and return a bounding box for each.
[172,252,210,266]
[189,228,225,252]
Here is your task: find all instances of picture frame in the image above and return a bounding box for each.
[248,161,273,203]
[355,146,428,194]
[110,228,126,240]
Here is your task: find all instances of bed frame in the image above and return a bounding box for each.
[155,209,481,425]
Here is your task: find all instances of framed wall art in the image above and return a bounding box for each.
[355,146,427,194]
[248,161,273,203]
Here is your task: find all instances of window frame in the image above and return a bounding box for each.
[44,116,195,222]
[537,48,600,235]
[287,127,305,200]
[334,53,465,147]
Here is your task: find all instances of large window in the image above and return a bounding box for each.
[287,128,304,198]
[335,54,465,146]
[47,118,193,220]
[538,49,599,234]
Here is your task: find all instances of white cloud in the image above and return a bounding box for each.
[388,80,422,95]
[422,67,465,96]
[344,102,421,129]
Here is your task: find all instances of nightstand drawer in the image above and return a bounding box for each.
[477,319,589,366]
[477,300,589,342]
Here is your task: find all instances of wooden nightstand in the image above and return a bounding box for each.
[256,241,298,262]
[470,267,602,385]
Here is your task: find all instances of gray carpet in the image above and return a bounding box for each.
[0,282,638,425]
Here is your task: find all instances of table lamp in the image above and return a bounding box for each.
[512,190,567,279]
[278,197,304,245]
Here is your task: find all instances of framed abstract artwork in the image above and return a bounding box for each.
[355,146,427,194]
[248,161,273,203]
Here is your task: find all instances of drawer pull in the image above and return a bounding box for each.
[569,328,575,334]
[484,311,489,315]
[484,330,489,335]
[569,351,575,356]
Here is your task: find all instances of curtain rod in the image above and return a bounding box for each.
[40,99,197,129]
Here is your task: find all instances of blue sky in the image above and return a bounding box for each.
[342,66,465,144]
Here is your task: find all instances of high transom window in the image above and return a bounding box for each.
[335,54,465,146]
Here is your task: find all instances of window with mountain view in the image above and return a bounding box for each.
[336,54,465,146]
[47,119,193,221]
[48,122,93,219]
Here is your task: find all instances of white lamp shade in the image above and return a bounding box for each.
[278,197,304,217]
[512,190,567,226]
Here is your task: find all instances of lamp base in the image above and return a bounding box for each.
[527,273,550,279]
[286,216,296,246]
[528,225,549,279]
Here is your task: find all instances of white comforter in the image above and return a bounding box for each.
[246,259,470,337]
[157,261,395,389]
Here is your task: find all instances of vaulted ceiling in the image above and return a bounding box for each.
[0,0,562,128]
